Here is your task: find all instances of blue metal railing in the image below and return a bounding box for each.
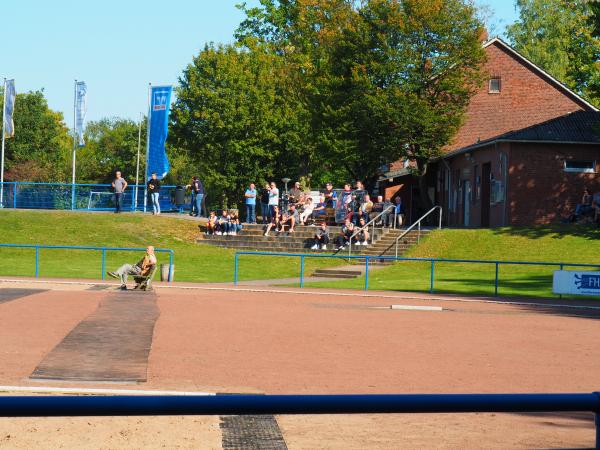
[233,251,600,296]
[0,244,174,281]
[0,393,598,447]
[0,182,191,212]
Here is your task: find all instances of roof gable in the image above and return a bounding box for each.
[483,38,598,112]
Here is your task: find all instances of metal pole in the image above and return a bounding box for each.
[35,246,39,278]
[234,253,239,286]
[418,221,421,243]
[1,78,7,209]
[494,262,499,297]
[559,263,564,299]
[101,249,106,280]
[595,411,599,450]
[299,255,305,288]
[430,260,435,293]
[168,251,173,282]
[71,80,77,210]
[439,207,442,229]
[13,181,17,208]
[143,84,151,213]
[365,256,369,291]
[134,112,142,211]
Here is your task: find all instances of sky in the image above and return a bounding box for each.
[1,0,518,129]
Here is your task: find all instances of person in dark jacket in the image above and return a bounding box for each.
[186,176,205,217]
[260,183,271,224]
[147,172,161,215]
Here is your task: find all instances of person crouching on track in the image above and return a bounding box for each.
[107,246,157,290]
[311,222,330,250]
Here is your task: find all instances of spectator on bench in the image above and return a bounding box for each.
[356,217,370,245]
[216,211,231,235]
[335,219,355,250]
[107,245,157,290]
[394,196,405,227]
[312,194,327,221]
[229,211,243,235]
[289,181,303,205]
[299,196,315,225]
[575,188,593,220]
[311,222,330,250]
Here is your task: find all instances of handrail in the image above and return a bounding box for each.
[0,243,174,281]
[394,206,442,258]
[347,204,395,257]
[1,392,599,447]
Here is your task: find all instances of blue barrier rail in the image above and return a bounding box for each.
[0,393,598,446]
[0,244,174,281]
[234,252,600,296]
[0,182,191,212]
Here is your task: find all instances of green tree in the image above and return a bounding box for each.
[507,0,600,107]
[76,118,146,184]
[0,89,71,182]
[170,43,310,209]
[237,0,486,207]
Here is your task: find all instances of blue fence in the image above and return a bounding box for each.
[0,244,174,281]
[234,252,600,296]
[0,393,598,446]
[0,182,189,212]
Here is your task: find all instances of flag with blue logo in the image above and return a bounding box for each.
[147,85,172,179]
[3,79,16,138]
[75,81,87,147]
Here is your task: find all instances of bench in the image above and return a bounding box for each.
[133,265,158,291]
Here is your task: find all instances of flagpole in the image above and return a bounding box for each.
[71,79,77,210]
[143,84,151,213]
[134,112,142,211]
[1,78,6,208]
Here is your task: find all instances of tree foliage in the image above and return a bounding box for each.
[0,89,71,182]
[507,0,600,107]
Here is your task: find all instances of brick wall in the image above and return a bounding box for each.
[448,41,590,152]
[508,143,600,225]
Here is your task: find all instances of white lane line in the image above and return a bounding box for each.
[391,305,443,311]
[2,278,599,311]
[0,385,215,396]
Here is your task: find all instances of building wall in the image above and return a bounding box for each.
[447,42,591,152]
[439,143,510,228]
[507,143,600,225]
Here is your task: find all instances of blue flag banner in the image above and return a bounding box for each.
[147,85,172,179]
[3,79,16,138]
[75,81,87,147]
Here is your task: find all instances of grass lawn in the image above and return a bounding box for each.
[0,210,337,283]
[302,226,600,299]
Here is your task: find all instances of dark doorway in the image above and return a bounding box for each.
[481,163,491,227]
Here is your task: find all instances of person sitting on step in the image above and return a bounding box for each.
[311,222,330,250]
[264,205,280,236]
[335,219,355,250]
[206,211,218,235]
[279,204,299,234]
[229,211,243,235]
[356,217,370,245]
[107,246,157,290]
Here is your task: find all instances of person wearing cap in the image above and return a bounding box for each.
[107,246,157,290]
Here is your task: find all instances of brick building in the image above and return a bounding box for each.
[379,38,600,227]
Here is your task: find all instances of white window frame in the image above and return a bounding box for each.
[488,78,501,93]
[563,160,596,174]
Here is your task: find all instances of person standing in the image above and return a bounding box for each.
[260,183,270,224]
[187,176,205,217]
[112,171,128,214]
[147,172,161,215]
[244,183,257,224]
[268,182,279,219]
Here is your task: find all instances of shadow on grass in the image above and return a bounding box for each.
[491,224,600,241]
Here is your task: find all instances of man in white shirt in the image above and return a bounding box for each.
[268,182,279,218]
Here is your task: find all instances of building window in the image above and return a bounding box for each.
[488,77,501,93]
[564,160,596,173]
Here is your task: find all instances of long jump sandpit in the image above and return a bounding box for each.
[0,278,598,449]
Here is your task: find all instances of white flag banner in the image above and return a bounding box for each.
[75,81,87,146]
[3,79,16,138]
